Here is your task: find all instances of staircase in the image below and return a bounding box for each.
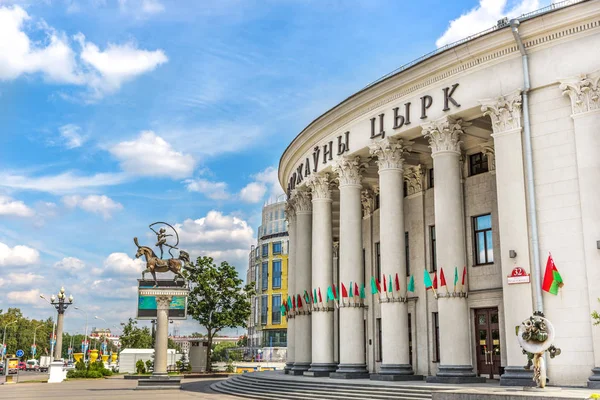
[211,372,448,400]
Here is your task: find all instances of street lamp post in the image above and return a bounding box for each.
[74,307,88,362]
[40,287,74,360]
[2,320,17,362]
[32,323,44,358]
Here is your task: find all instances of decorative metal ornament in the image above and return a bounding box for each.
[517,314,561,388]
[134,222,191,287]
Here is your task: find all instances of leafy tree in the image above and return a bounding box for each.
[186,256,254,371]
[119,318,153,349]
[212,341,241,362]
[237,335,248,347]
[0,308,53,359]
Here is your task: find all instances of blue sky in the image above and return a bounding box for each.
[0,0,549,337]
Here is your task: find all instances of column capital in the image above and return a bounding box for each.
[361,188,374,218]
[292,189,312,214]
[559,71,600,115]
[306,173,332,201]
[421,116,470,156]
[404,165,424,196]
[332,156,365,187]
[368,137,410,171]
[480,141,496,173]
[480,90,522,134]
[155,295,173,309]
[285,200,296,224]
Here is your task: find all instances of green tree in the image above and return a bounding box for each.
[119,318,153,349]
[212,341,241,362]
[186,256,254,371]
[0,308,53,359]
[237,335,248,347]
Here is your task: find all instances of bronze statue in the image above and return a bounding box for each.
[134,222,192,287]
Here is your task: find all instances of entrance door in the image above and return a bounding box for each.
[474,308,501,378]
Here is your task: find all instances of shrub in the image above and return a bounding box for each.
[225,362,235,373]
[136,360,146,374]
[87,370,103,379]
[145,359,153,372]
[75,359,86,371]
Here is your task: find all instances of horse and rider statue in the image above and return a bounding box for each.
[133,222,192,287]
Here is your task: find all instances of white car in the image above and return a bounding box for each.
[25,359,39,371]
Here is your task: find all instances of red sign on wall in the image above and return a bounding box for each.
[507,267,530,284]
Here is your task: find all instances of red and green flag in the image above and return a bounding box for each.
[370,276,379,294]
[287,296,292,310]
[454,267,459,291]
[383,275,387,295]
[313,289,317,304]
[349,281,354,298]
[432,272,438,290]
[318,288,323,303]
[354,283,359,297]
[462,266,466,285]
[360,283,366,299]
[292,295,296,310]
[424,269,433,290]
[395,273,400,292]
[341,283,348,298]
[440,268,447,287]
[297,294,303,308]
[280,303,286,316]
[542,254,563,295]
[304,290,310,305]
[326,286,335,301]
[388,274,393,293]
[332,284,338,300]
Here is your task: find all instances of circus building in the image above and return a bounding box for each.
[278,0,600,388]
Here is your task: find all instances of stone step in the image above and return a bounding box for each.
[234,373,437,394]
[212,380,433,400]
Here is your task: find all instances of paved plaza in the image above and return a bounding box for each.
[0,377,244,400]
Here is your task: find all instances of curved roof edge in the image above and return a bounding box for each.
[278,0,588,184]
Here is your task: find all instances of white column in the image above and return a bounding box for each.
[330,156,369,379]
[369,137,420,380]
[422,117,484,383]
[561,74,600,389]
[284,201,296,374]
[333,241,340,364]
[306,173,337,376]
[154,295,172,375]
[481,91,535,386]
[291,189,312,374]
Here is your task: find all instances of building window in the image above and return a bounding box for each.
[273,241,282,255]
[262,244,269,257]
[376,318,382,362]
[429,168,434,188]
[432,312,440,362]
[430,225,437,272]
[405,232,410,276]
[375,193,380,209]
[469,152,489,176]
[280,209,285,219]
[272,260,282,289]
[403,181,408,197]
[261,295,268,325]
[375,242,381,278]
[474,214,494,265]
[271,295,281,325]
[261,262,269,291]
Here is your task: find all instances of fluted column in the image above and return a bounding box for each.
[481,91,535,386]
[330,156,370,379]
[422,117,485,383]
[284,201,296,374]
[305,173,337,376]
[291,189,312,374]
[369,137,421,381]
[560,73,600,389]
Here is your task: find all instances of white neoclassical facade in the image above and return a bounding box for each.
[279,0,600,387]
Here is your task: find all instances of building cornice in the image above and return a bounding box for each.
[279,0,600,188]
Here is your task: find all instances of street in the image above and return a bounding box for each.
[0,376,244,400]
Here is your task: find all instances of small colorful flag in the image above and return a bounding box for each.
[297,294,303,308]
[318,288,323,303]
[383,275,387,295]
[354,283,359,297]
[280,303,286,316]
[341,283,348,298]
[407,275,415,293]
[292,295,296,310]
[462,266,467,285]
[332,284,338,300]
[440,268,447,287]
[388,274,393,293]
[542,254,563,295]
[326,286,335,301]
[313,289,317,304]
[395,273,400,292]
[360,283,366,299]
[349,281,354,298]
[304,290,310,305]
[454,267,459,292]
[371,276,379,294]
[424,269,433,290]
[432,272,438,290]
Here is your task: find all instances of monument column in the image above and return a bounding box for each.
[284,200,296,374]
[154,295,172,376]
[422,117,485,383]
[291,189,312,375]
[369,137,421,381]
[330,156,369,379]
[306,173,337,376]
[560,73,600,389]
[480,91,535,386]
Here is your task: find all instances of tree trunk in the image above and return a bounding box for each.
[205,332,213,372]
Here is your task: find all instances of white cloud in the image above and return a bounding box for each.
[0,195,34,217]
[118,0,165,17]
[109,131,195,179]
[75,33,168,96]
[0,171,129,194]
[62,194,123,218]
[0,241,39,267]
[6,272,44,285]
[90,278,137,299]
[59,124,85,149]
[6,288,42,305]
[54,256,86,272]
[184,178,230,200]
[435,0,541,48]
[239,166,285,204]
[103,252,145,276]
[0,5,167,98]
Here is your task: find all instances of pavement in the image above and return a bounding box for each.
[0,376,245,400]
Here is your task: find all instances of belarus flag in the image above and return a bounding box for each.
[542,254,563,295]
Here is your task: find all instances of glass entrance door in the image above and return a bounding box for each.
[474,308,501,378]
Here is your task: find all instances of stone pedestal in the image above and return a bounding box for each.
[588,368,600,389]
[500,366,535,387]
[48,361,66,383]
[136,284,189,390]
